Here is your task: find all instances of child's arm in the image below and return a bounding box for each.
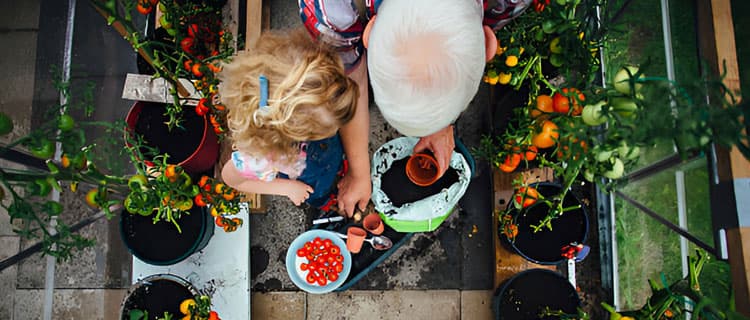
[221,159,314,206]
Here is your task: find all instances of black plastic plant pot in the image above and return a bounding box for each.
[493,268,581,320]
[120,206,214,266]
[501,183,588,265]
[120,274,197,320]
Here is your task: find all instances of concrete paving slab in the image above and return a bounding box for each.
[0,32,38,120]
[17,197,129,289]
[461,290,495,320]
[0,0,40,30]
[306,290,460,320]
[0,236,20,320]
[252,292,306,320]
[268,0,300,30]
[13,288,127,320]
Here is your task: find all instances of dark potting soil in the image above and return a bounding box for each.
[381,157,459,207]
[121,278,193,320]
[134,102,204,164]
[120,206,207,264]
[495,269,580,320]
[506,183,587,264]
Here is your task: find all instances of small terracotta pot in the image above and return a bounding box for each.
[346,227,367,254]
[405,152,439,187]
[363,213,384,235]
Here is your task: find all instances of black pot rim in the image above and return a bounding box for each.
[502,182,589,265]
[120,273,198,319]
[493,268,581,320]
[119,206,213,266]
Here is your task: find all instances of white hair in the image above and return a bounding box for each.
[368,0,485,137]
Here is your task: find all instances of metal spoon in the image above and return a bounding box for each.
[335,232,394,251]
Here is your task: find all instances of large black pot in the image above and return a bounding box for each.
[501,183,588,265]
[120,274,196,320]
[120,205,214,266]
[493,268,581,319]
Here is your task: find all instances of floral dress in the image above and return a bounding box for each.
[231,134,344,208]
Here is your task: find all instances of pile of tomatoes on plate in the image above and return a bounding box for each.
[296,237,345,286]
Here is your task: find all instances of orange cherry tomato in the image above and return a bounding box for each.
[497,153,522,173]
[523,145,538,161]
[531,120,559,149]
[531,94,554,118]
[514,186,539,208]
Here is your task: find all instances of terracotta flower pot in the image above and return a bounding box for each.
[405,152,439,187]
[363,213,384,235]
[346,227,367,254]
[125,101,219,174]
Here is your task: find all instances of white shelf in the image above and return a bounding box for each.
[132,210,251,320]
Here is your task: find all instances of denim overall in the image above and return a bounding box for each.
[281,134,344,208]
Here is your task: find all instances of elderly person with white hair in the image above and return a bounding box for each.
[299,0,532,217]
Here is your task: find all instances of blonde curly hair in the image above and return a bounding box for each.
[218,28,358,165]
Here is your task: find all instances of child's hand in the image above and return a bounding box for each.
[283,180,314,206]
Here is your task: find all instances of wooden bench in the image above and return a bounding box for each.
[492,167,557,289]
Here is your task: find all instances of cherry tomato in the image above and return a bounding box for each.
[58,114,75,131]
[523,145,538,161]
[194,194,208,207]
[297,248,307,257]
[514,186,539,208]
[328,273,339,282]
[531,120,559,149]
[334,263,343,273]
[306,273,316,284]
[497,153,521,173]
[330,246,340,255]
[530,95,554,118]
[316,276,328,286]
[300,263,309,271]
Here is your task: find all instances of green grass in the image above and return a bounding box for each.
[604,0,732,313]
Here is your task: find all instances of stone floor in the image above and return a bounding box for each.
[0,1,597,319]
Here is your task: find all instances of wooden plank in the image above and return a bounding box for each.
[707,0,750,314]
[246,0,263,50]
[709,0,749,179]
[492,167,556,289]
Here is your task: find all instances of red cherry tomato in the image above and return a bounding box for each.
[297,248,307,257]
[335,263,343,273]
[328,273,339,282]
[306,273,316,284]
[300,263,309,271]
[316,276,328,286]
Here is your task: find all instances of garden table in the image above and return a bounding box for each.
[131,208,252,319]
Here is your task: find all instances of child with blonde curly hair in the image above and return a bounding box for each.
[218,29,359,208]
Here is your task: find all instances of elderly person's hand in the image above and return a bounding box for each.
[336,170,372,218]
[413,125,455,178]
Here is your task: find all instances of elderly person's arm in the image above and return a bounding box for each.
[337,57,372,218]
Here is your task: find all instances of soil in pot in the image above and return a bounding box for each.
[120,206,213,265]
[494,269,580,319]
[504,183,588,264]
[381,157,458,207]
[121,276,194,319]
[134,102,204,164]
